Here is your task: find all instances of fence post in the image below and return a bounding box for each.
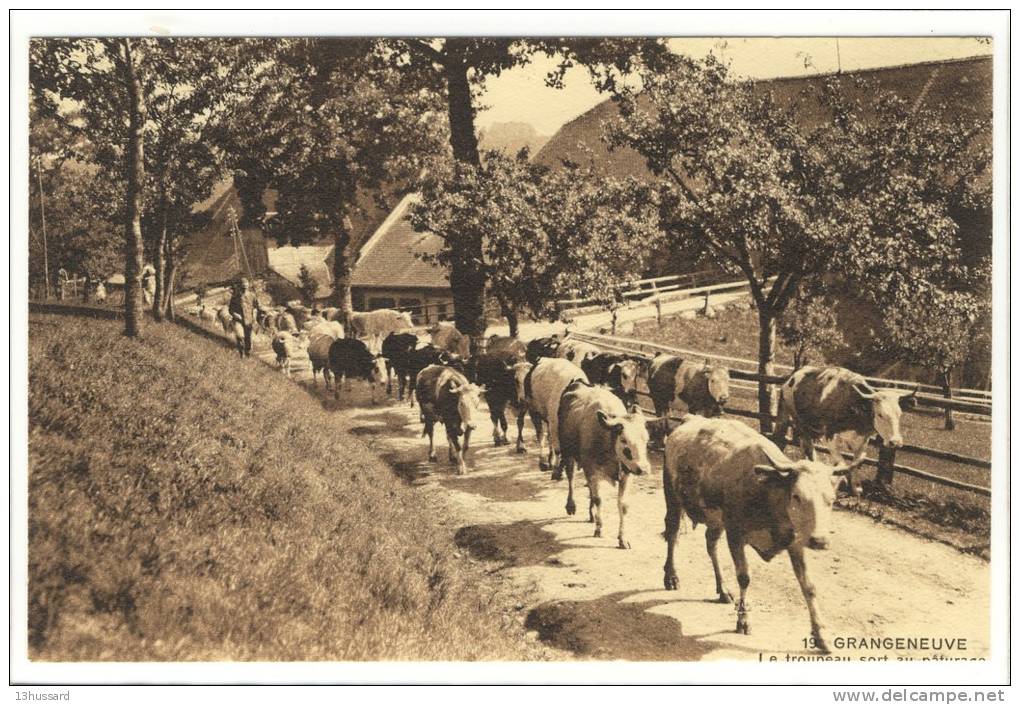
[703,290,710,313]
[876,445,896,487]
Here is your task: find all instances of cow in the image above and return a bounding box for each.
[648,354,730,440]
[525,357,588,474]
[328,337,389,404]
[286,303,315,329]
[526,335,561,364]
[415,365,484,474]
[319,306,342,322]
[350,309,414,353]
[381,332,420,400]
[556,339,601,367]
[400,344,466,406]
[511,361,537,454]
[307,322,347,388]
[775,366,917,496]
[662,415,864,652]
[430,321,471,358]
[558,381,652,549]
[271,331,305,377]
[466,352,522,446]
[486,335,527,360]
[581,352,647,408]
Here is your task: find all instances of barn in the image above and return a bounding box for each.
[349,193,455,324]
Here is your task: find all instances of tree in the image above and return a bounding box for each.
[385,37,671,351]
[297,264,319,305]
[608,54,855,431]
[213,38,445,325]
[883,282,987,431]
[412,151,662,337]
[609,54,985,432]
[777,287,844,370]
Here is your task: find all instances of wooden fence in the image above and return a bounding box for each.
[554,269,721,311]
[565,330,992,497]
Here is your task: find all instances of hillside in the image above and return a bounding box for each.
[478,121,549,157]
[27,312,545,661]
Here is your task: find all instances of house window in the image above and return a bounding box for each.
[368,297,396,310]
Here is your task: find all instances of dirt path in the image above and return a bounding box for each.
[321,384,989,663]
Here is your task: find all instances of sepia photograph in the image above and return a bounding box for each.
[10,8,1009,693]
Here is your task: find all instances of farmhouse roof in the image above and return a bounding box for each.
[267,244,335,295]
[350,193,450,290]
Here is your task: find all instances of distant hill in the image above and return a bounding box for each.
[478,121,549,158]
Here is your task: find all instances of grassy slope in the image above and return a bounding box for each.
[28,313,540,661]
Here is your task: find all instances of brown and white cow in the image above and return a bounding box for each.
[775,366,917,494]
[524,357,589,473]
[648,354,730,418]
[350,309,414,353]
[486,334,528,360]
[429,321,471,358]
[662,415,863,652]
[558,381,652,549]
[581,352,647,408]
[556,339,601,368]
[415,365,484,475]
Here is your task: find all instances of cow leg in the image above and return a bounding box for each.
[727,533,751,635]
[386,364,393,396]
[490,404,503,446]
[564,457,576,516]
[334,373,345,400]
[463,426,472,454]
[449,431,467,475]
[663,479,682,590]
[535,418,549,471]
[515,409,527,454]
[425,420,437,462]
[616,471,631,549]
[549,413,563,480]
[589,474,603,538]
[798,432,816,462]
[706,527,733,603]
[498,410,509,445]
[789,545,829,653]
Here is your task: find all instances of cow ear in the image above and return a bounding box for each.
[596,410,623,431]
[898,388,919,410]
[852,383,876,400]
[628,404,644,418]
[448,382,462,394]
[754,464,794,482]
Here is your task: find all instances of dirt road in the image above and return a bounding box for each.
[312,383,989,663]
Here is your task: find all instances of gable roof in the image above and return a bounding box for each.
[350,194,450,290]
[267,244,334,295]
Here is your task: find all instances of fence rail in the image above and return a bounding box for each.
[565,330,992,496]
[554,269,721,309]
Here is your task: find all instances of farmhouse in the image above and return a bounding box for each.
[349,193,454,324]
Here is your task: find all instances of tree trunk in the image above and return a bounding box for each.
[443,44,487,353]
[496,295,519,338]
[332,216,354,328]
[152,187,168,321]
[942,368,956,431]
[757,308,778,434]
[121,38,147,338]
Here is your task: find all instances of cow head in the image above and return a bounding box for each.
[853,383,914,448]
[609,360,642,398]
[512,362,533,406]
[398,311,414,329]
[705,365,730,410]
[448,381,484,431]
[369,354,389,385]
[754,454,865,551]
[597,407,651,476]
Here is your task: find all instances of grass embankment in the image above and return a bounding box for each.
[28,313,540,661]
[629,306,992,545]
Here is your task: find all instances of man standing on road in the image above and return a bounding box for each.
[229,277,260,358]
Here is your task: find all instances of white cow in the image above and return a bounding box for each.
[524,357,588,474]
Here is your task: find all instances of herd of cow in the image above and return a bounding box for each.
[196,301,921,653]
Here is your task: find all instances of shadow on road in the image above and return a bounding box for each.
[455,520,562,567]
[524,590,715,661]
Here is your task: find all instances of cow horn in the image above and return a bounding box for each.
[831,455,868,476]
[448,382,462,394]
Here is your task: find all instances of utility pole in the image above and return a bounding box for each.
[35,155,51,299]
[835,38,842,74]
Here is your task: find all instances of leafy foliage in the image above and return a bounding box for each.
[777,288,844,369]
[412,151,662,328]
[297,264,319,304]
